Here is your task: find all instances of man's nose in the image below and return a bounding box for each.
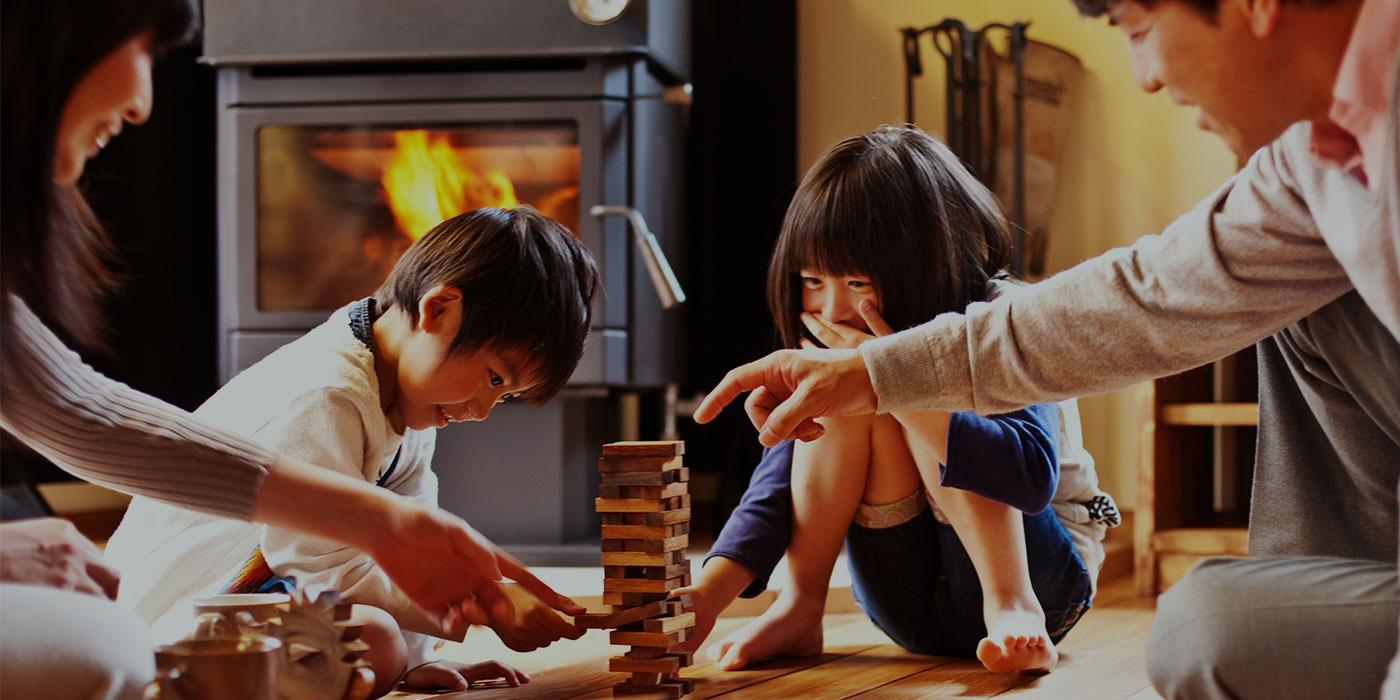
[1130,51,1163,94]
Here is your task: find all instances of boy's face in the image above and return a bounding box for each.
[800,269,882,335]
[1109,0,1299,159]
[392,287,537,431]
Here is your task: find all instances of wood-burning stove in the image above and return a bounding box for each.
[205,0,690,562]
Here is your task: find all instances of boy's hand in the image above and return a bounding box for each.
[402,659,530,692]
[0,518,121,599]
[487,582,586,652]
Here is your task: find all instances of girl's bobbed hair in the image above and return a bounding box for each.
[767,125,1013,349]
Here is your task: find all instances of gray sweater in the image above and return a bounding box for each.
[862,46,1398,417]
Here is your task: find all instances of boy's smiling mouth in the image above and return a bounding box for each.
[436,405,471,426]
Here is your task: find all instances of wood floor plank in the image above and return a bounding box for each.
[388,578,1157,700]
[845,658,1034,699]
[691,644,946,700]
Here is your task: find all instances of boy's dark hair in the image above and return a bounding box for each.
[767,125,1012,350]
[376,205,599,405]
[1071,0,1339,20]
[1,0,198,361]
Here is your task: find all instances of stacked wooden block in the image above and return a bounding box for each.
[576,440,697,698]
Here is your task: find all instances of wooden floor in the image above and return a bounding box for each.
[388,576,1158,700]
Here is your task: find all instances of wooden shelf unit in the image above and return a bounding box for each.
[1136,351,1258,596]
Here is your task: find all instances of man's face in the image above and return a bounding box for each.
[1110,1,1297,158]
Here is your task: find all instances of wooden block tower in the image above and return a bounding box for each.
[575,440,696,698]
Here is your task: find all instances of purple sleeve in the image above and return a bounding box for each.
[706,441,794,598]
[940,403,1060,514]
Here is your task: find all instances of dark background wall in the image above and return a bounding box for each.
[3,3,798,534]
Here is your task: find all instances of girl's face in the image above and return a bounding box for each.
[800,268,881,334]
[53,32,155,185]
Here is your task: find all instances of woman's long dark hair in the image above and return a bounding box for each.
[767,125,1013,349]
[1,0,196,361]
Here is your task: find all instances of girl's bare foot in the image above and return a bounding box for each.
[975,606,1058,674]
[706,592,825,671]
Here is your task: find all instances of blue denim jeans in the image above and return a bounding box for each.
[845,506,1091,656]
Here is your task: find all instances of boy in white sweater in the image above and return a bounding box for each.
[105,205,599,695]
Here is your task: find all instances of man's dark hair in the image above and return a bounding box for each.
[1072,0,1337,19]
[1,0,198,361]
[376,205,600,405]
[767,125,1012,350]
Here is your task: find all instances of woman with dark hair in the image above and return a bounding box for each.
[0,3,569,697]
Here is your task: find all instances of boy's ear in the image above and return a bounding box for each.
[417,284,463,334]
[1237,0,1280,38]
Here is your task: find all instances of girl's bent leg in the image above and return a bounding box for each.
[925,482,1057,673]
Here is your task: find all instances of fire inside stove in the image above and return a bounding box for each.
[256,123,580,311]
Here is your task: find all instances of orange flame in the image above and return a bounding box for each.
[381,130,519,240]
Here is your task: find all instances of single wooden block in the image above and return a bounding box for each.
[671,678,696,693]
[603,574,688,594]
[601,539,623,552]
[602,482,688,500]
[599,456,684,473]
[602,441,684,458]
[600,469,687,487]
[625,509,689,527]
[609,627,689,647]
[601,551,668,567]
[604,591,668,606]
[625,646,667,660]
[609,655,681,674]
[603,562,690,581]
[605,535,688,555]
[572,599,669,630]
[595,497,669,513]
[667,652,694,668]
[641,612,695,634]
[600,513,629,525]
[600,523,688,540]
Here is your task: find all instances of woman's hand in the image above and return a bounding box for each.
[0,518,121,599]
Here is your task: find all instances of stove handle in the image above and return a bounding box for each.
[590,205,686,309]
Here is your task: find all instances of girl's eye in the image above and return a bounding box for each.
[489,370,504,387]
[848,279,872,291]
[801,277,822,288]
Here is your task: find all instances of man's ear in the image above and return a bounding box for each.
[1239,0,1281,38]
[417,284,463,334]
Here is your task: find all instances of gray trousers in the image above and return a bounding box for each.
[1149,291,1400,700]
[0,583,155,700]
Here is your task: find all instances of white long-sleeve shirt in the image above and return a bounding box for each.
[104,306,442,667]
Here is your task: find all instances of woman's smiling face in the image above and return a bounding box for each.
[53,32,155,184]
